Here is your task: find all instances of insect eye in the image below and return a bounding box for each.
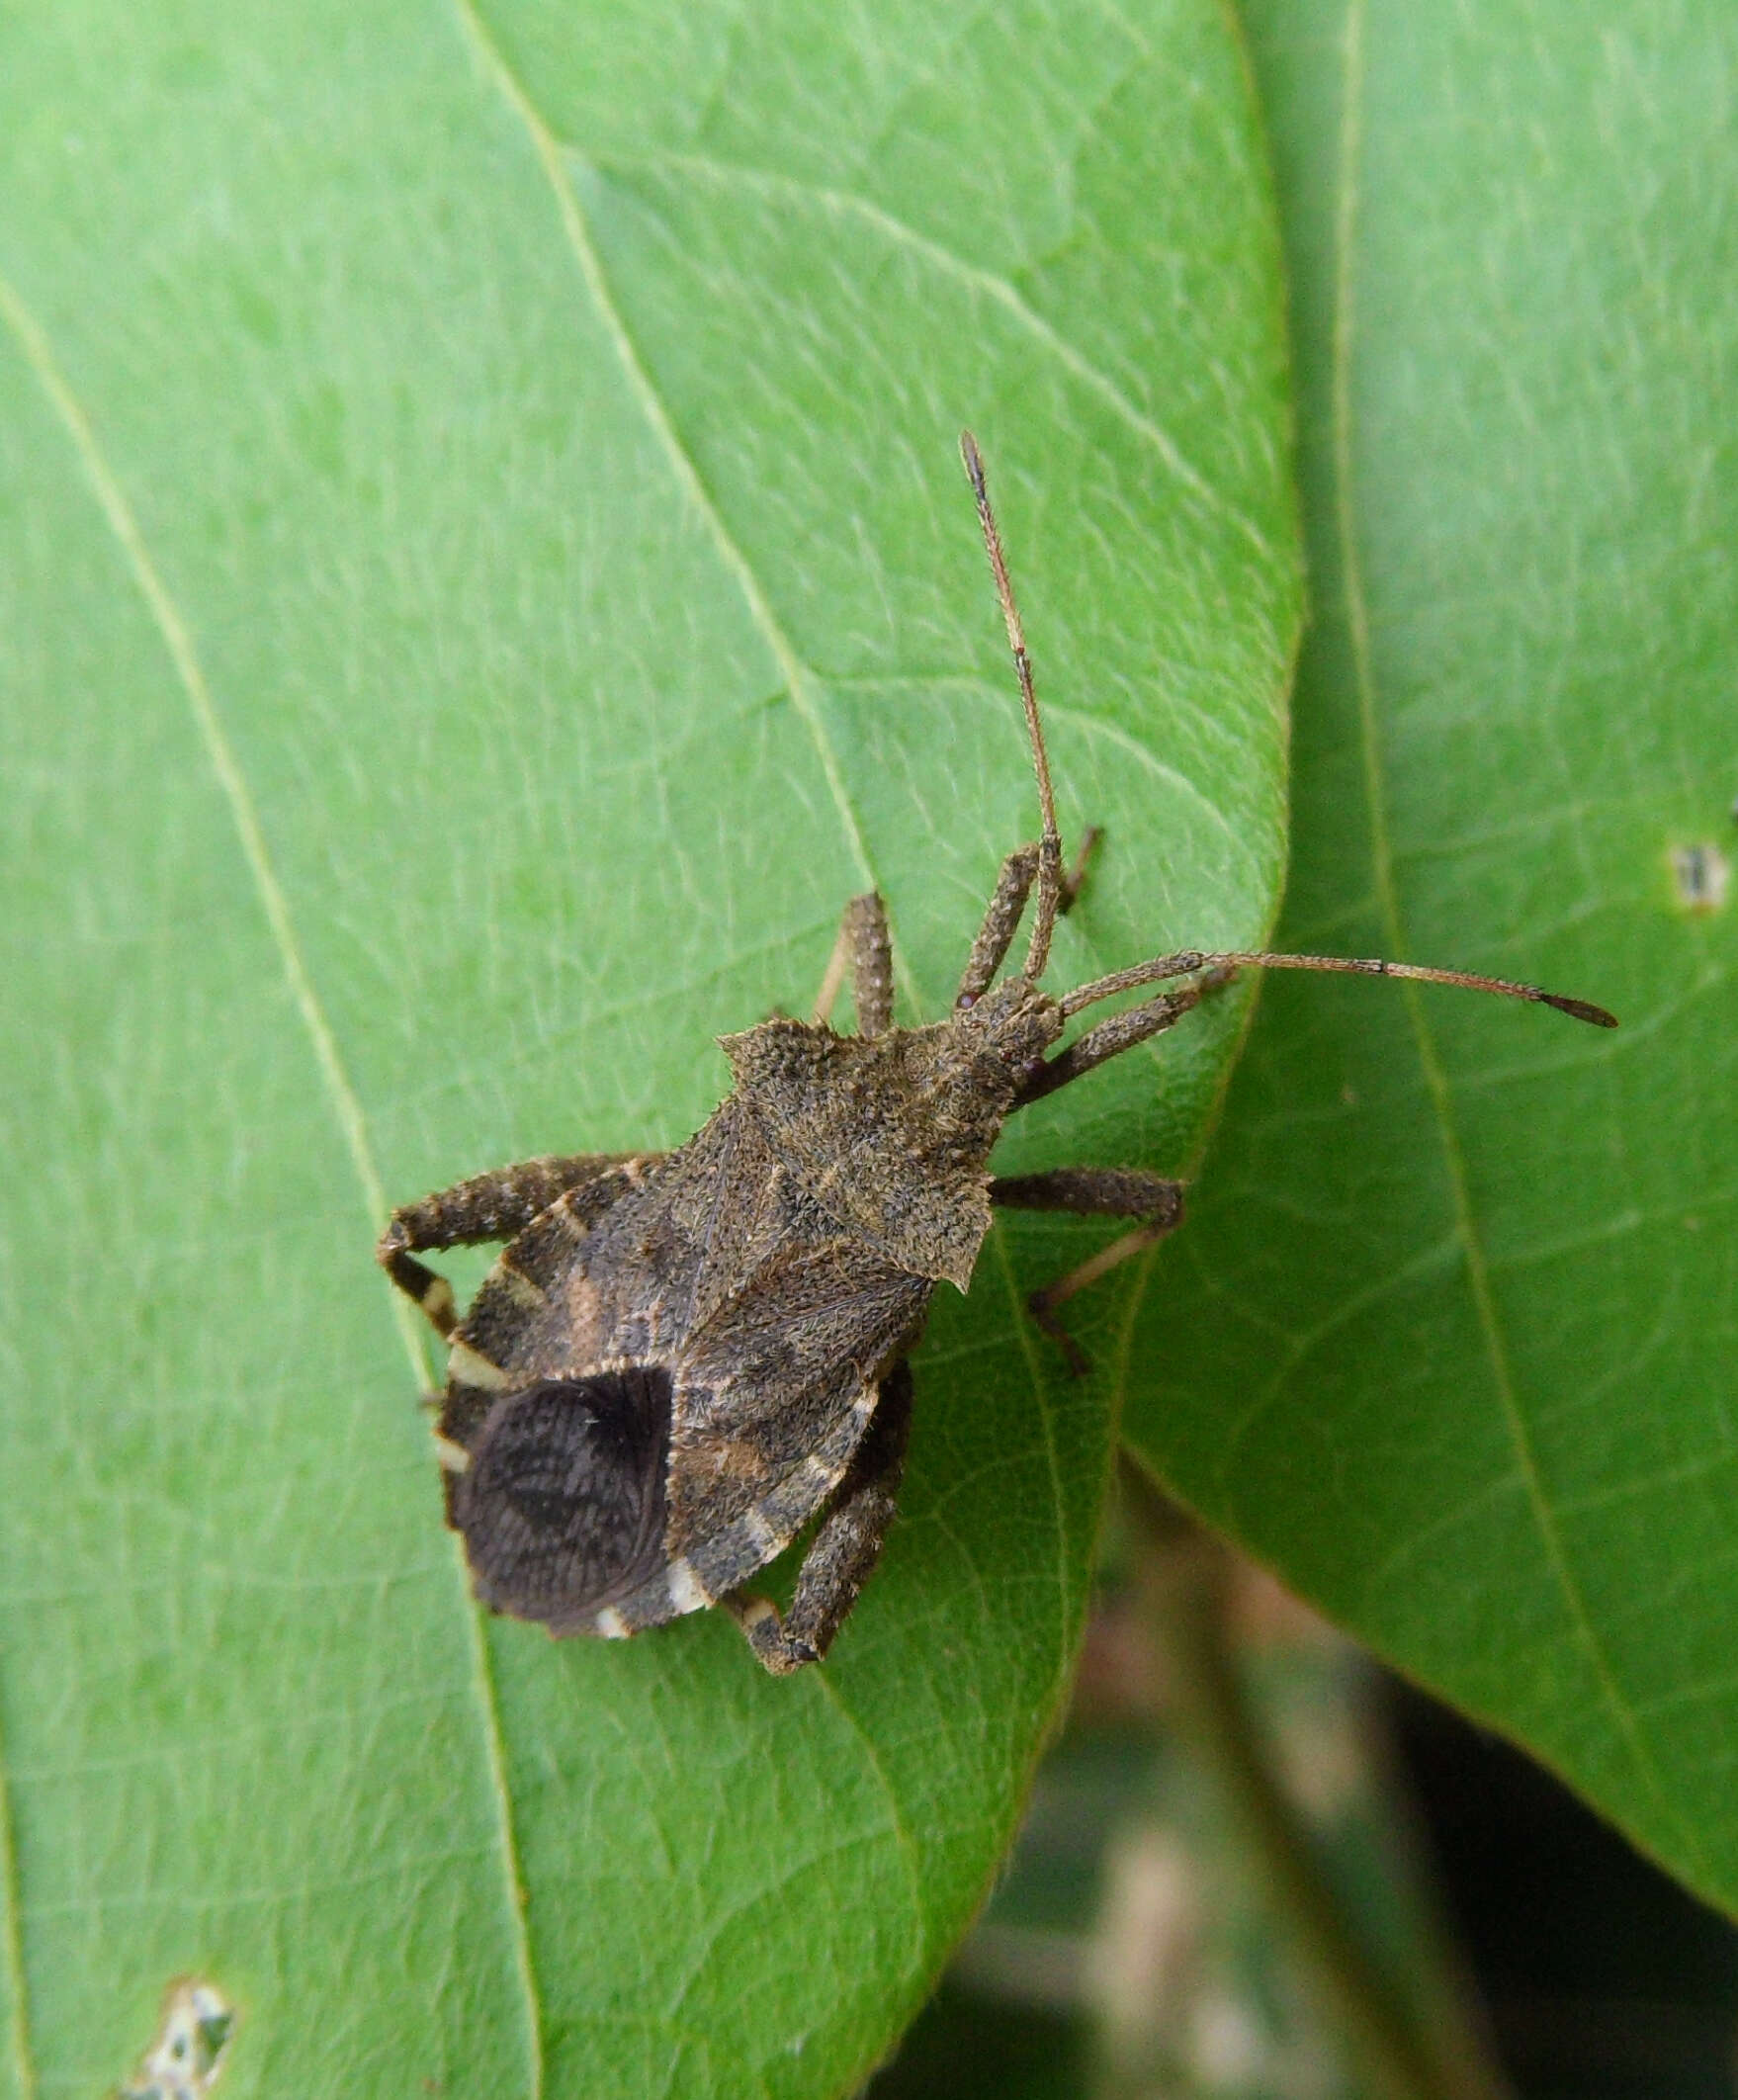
[456,1367,672,1627]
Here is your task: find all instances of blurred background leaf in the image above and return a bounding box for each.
[1126,0,1738,1922]
[0,0,1297,2091]
[873,1502,1504,2100]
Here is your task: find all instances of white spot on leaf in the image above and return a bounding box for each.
[119,1978,233,2099]
[1671,841,1729,912]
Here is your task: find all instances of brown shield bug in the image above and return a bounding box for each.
[378,433,1615,1674]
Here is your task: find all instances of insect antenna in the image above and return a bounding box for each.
[958,434,1615,1036]
[1059,947,1617,1027]
[960,430,1064,981]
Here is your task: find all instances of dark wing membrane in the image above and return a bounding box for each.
[605,1370,883,1635]
[455,1367,672,1625]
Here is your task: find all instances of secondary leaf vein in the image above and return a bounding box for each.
[586,143,1278,565]
[456,0,921,1017]
[988,1227,1074,1704]
[807,1671,928,1978]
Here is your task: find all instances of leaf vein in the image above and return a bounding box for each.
[0,1684,34,2100]
[806,1672,928,1979]
[586,143,1278,565]
[455,0,921,1016]
[988,1227,1075,1708]
[1326,0,1706,1879]
[0,265,549,2089]
[456,0,956,2042]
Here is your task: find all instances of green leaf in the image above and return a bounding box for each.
[1125,0,1738,1915]
[0,1,1297,2090]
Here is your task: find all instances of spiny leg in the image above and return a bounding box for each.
[377,1152,655,1337]
[1018,967,1235,1105]
[955,830,1101,1009]
[813,891,896,1037]
[956,845,1037,1007]
[991,1169,1186,1375]
[727,1360,914,1675]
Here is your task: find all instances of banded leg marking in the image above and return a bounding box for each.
[380,1250,460,1338]
[597,1382,883,1640]
[728,1363,914,1675]
[380,1159,646,1335]
[377,1151,660,1337]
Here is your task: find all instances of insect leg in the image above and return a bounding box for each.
[955,845,1037,1006]
[813,892,896,1036]
[1017,968,1236,1105]
[726,1360,914,1675]
[990,1169,1186,1375]
[377,1153,657,1337]
[956,831,1099,1008]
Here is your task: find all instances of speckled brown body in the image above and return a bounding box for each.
[425,984,1064,1645]
[375,433,1611,1674]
